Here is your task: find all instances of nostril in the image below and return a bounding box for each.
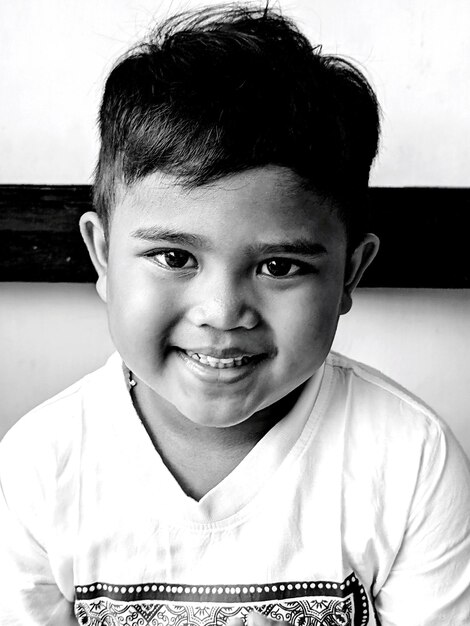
[186,299,260,330]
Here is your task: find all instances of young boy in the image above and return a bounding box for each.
[1,5,469,625]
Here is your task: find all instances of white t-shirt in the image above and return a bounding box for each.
[1,352,469,625]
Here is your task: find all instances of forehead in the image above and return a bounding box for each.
[111,166,345,245]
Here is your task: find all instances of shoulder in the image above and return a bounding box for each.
[324,351,447,441]
[322,354,470,594]
[0,353,127,536]
[2,354,120,448]
[326,350,434,410]
[321,352,470,504]
[323,349,470,494]
[0,353,125,502]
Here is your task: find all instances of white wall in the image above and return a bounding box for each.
[1,1,469,454]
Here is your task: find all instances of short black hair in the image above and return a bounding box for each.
[94,3,380,244]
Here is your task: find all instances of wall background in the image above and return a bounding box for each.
[1,0,469,454]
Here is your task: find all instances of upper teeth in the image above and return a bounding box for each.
[185,351,252,369]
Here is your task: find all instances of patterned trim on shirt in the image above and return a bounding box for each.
[75,571,371,625]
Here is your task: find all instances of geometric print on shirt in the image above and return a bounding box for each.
[74,571,370,626]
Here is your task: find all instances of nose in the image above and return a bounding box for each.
[185,271,260,331]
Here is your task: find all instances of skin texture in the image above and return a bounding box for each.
[81,166,378,497]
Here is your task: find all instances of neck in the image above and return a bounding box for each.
[132,380,302,447]
[129,381,304,500]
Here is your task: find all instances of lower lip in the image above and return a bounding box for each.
[175,350,266,384]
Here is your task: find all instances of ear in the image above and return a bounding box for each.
[79,211,108,303]
[340,233,380,315]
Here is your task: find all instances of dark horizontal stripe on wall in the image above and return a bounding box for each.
[0,185,469,287]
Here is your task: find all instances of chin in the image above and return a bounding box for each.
[179,403,254,429]
[187,413,249,429]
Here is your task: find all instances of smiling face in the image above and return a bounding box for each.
[81,166,377,430]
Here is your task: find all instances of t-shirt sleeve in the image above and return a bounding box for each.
[374,419,470,624]
[0,422,78,625]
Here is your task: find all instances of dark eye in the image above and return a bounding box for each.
[259,258,302,278]
[152,250,197,270]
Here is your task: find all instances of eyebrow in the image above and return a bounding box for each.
[131,226,327,257]
[131,226,209,248]
[246,240,328,257]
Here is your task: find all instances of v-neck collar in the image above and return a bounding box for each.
[102,353,327,526]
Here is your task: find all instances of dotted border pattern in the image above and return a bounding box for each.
[75,572,369,626]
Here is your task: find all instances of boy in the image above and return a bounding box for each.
[1,4,469,625]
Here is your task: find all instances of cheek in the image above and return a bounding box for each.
[106,267,179,357]
[271,284,343,362]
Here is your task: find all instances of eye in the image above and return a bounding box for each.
[259,258,305,278]
[149,249,197,270]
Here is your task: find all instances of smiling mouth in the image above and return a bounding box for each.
[183,350,260,369]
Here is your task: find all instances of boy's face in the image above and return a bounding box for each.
[82,166,377,428]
